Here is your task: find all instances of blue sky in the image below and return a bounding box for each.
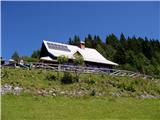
[2,1,160,59]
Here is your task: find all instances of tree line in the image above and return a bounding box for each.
[69,33,160,77]
[11,50,40,62]
[11,33,160,77]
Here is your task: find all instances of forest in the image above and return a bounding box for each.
[68,33,160,77]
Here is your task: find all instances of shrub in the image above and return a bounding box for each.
[57,55,68,64]
[1,70,8,78]
[61,72,73,84]
[117,83,136,92]
[124,85,136,92]
[46,74,56,81]
[84,79,95,85]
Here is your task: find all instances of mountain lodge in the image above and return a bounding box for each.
[40,40,118,69]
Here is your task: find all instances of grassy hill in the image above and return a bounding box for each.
[1,68,160,120]
[1,68,160,97]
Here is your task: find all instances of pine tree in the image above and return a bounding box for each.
[106,33,121,49]
[113,46,126,64]
[84,34,93,48]
[31,49,40,59]
[120,33,126,49]
[11,51,20,62]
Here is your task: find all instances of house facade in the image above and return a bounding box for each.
[40,40,118,68]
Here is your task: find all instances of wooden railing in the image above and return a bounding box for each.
[1,61,153,79]
[30,62,153,79]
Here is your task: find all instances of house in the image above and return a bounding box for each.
[40,40,118,69]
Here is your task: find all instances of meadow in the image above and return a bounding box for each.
[1,68,160,120]
[2,94,160,120]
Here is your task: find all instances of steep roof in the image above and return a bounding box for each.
[41,40,118,66]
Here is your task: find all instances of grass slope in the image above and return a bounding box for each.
[2,94,160,120]
[1,68,160,120]
[1,68,160,97]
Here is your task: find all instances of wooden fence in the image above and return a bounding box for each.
[30,62,152,79]
[1,61,153,79]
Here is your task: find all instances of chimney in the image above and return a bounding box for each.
[80,41,85,49]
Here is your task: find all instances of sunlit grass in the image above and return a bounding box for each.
[2,94,160,120]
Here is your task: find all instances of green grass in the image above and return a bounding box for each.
[1,68,160,119]
[2,94,160,120]
[2,68,160,97]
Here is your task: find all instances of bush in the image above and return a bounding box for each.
[84,79,95,85]
[124,85,136,92]
[22,56,39,62]
[46,74,56,81]
[117,83,136,92]
[61,72,73,84]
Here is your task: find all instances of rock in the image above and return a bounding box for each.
[140,94,156,99]
[52,93,56,96]
[14,86,23,95]
[1,84,13,94]
[1,84,23,95]
[49,90,53,93]
[37,89,48,96]
[60,91,65,95]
